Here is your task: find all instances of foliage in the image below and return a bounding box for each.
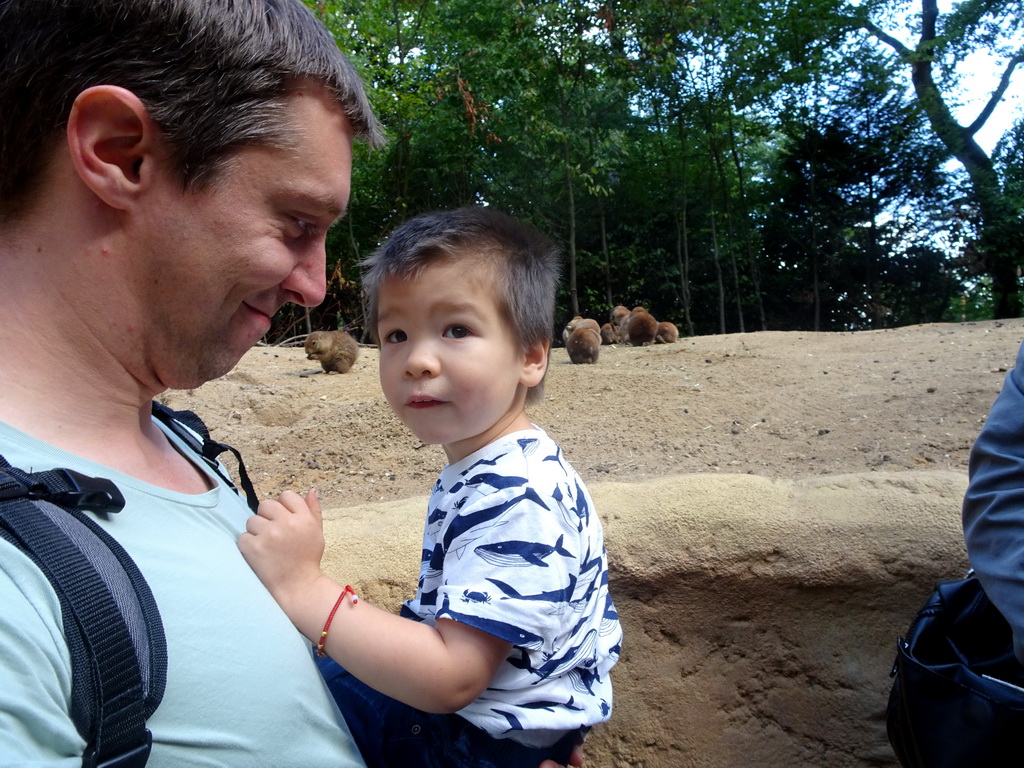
[272,0,1024,344]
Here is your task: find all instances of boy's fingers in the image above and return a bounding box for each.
[275,489,305,511]
[245,513,268,534]
[257,498,287,519]
[305,488,322,517]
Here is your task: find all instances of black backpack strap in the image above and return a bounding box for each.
[0,457,166,768]
[151,402,258,512]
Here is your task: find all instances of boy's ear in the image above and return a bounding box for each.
[520,338,550,388]
[66,85,160,209]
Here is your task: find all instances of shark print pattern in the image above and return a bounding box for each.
[401,428,621,744]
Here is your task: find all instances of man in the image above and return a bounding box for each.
[0,2,584,765]
[0,1,381,763]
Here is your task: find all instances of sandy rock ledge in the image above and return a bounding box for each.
[320,470,968,768]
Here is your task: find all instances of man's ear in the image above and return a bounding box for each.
[66,85,159,208]
[520,338,550,388]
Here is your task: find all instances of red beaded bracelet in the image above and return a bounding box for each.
[315,584,358,658]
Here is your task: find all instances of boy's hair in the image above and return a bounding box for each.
[361,206,562,405]
[0,0,384,222]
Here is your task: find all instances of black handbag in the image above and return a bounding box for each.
[887,574,1024,767]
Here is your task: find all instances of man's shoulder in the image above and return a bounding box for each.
[0,535,64,617]
[0,542,81,761]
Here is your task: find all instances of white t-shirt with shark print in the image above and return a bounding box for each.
[400,427,621,747]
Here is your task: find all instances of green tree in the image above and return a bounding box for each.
[286,0,1004,340]
[854,0,1024,317]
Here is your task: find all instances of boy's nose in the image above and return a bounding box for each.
[404,342,439,378]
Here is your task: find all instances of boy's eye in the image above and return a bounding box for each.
[443,325,470,339]
[384,329,407,343]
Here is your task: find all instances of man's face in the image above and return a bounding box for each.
[132,85,354,390]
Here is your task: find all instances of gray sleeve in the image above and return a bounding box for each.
[963,339,1024,663]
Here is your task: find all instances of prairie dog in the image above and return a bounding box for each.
[624,307,657,346]
[655,321,679,344]
[600,322,618,345]
[566,327,601,364]
[611,305,632,343]
[304,330,359,374]
[562,315,601,345]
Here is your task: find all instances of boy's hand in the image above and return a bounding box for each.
[238,489,325,604]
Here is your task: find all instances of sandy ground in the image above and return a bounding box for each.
[158,318,1024,507]
[156,318,1024,767]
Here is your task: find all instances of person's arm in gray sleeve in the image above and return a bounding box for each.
[963,339,1024,663]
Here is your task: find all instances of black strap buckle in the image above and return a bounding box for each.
[82,729,153,768]
[30,469,126,513]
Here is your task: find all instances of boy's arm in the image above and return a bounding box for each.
[286,573,510,713]
[238,490,511,713]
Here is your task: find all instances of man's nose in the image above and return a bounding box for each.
[282,242,328,308]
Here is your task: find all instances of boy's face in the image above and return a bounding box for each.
[376,258,547,463]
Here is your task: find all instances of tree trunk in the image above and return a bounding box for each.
[600,204,613,310]
[709,137,744,333]
[677,202,694,338]
[810,172,822,332]
[727,115,767,331]
[710,211,726,334]
[909,43,1020,316]
[564,140,579,318]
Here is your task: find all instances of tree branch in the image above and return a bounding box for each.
[862,19,910,58]
[967,46,1024,136]
[920,0,939,44]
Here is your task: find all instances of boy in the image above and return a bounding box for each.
[240,206,621,767]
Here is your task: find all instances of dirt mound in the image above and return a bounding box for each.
[160,318,1022,504]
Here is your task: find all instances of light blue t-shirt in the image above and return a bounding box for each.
[401,428,621,747]
[0,417,365,767]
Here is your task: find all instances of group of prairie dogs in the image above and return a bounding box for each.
[304,305,678,373]
[563,305,679,364]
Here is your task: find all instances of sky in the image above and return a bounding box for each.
[956,49,1023,154]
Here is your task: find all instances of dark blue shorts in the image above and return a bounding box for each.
[317,656,579,768]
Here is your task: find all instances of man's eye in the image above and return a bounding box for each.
[290,218,322,239]
[384,329,407,343]
[444,325,470,339]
